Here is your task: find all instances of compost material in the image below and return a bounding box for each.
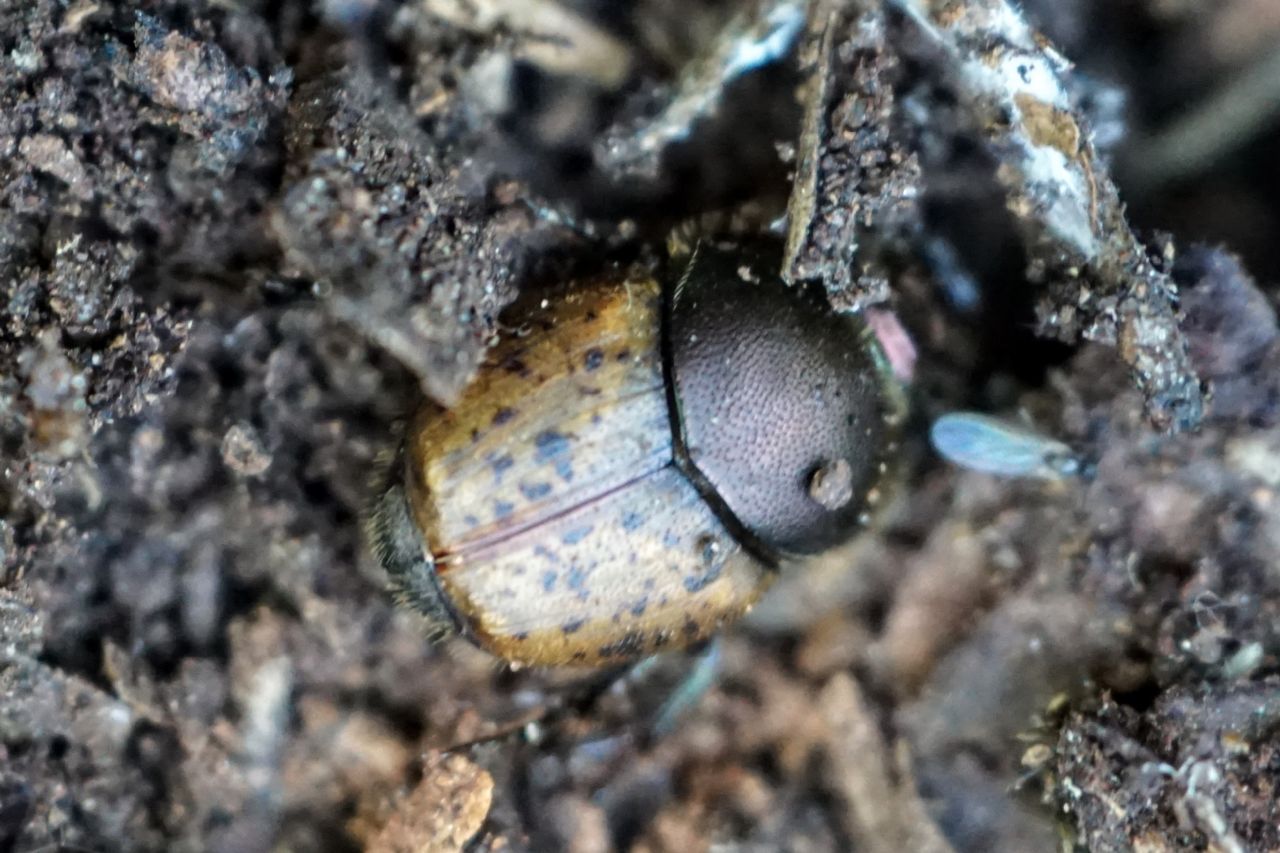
[2,1,1278,850]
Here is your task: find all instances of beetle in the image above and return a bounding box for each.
[370,239,900,667]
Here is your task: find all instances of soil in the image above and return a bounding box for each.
[2,1,1278,851]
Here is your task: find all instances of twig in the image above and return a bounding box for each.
[817,673,955,853]
[889,0,1204,432]
[595,0,806,179]
[784,2,922,311]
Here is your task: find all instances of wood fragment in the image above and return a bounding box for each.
[889,0,1204,431]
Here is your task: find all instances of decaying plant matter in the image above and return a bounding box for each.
[1,0,1277,851]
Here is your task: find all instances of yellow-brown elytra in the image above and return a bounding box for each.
[370,239,899,667]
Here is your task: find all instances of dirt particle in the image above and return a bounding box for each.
[361,753,492,853]
[221,422,271,477]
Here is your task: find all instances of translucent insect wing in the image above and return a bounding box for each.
[930,412,1078,479]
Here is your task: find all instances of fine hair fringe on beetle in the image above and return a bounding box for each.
[368,236,904,669]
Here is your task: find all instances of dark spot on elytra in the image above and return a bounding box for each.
[591,413,602,425]
[683,560,724,594]
[520,481,553,500]
[561,618,586,635]
[501,355,530,377]
[585,310,598,322]
[487,452,515,482]
[562,525,593,546]
[567,566,588,594]
[463,514,479,527]
[615,348,631,362]
[534,545,560,564]
[620,511,644,532]
[492,407,517,426]
[643,578,656,591]
[471,428,481,443]
[683,618,701,639]
[584,347,605,371]
[662,531,680,549]
[571,651,587,662]
[494,500,515,519]
[597,631,646,660]
[630,596,648,617]
[555,459,574,482]
[535,429,570,462]
[541,570,557,592]
[512,631,529,642]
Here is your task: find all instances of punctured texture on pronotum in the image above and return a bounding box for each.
[669,243,891,556]
[370,241,897,667]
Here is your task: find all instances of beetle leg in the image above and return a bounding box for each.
[642,637,723,743]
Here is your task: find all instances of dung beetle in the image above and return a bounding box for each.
[370,239,900,667]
